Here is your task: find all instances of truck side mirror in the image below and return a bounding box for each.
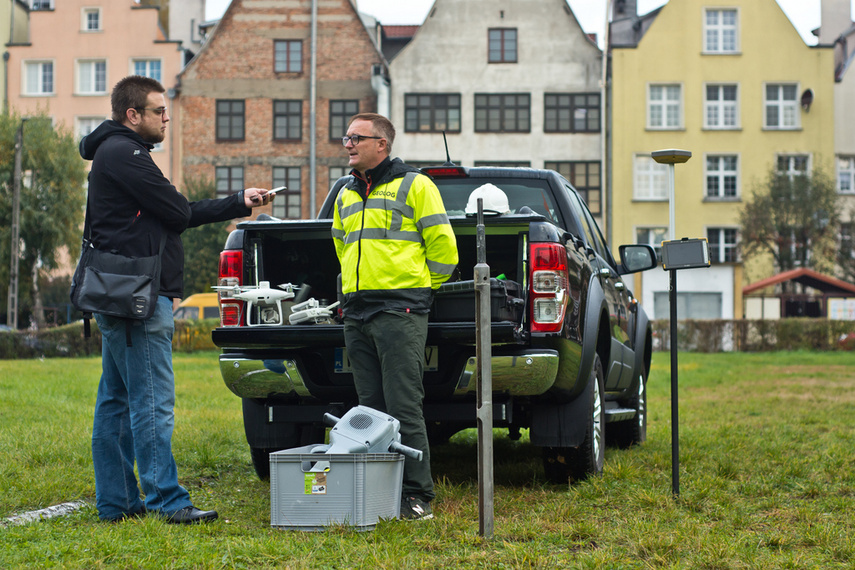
[618,244,658,274]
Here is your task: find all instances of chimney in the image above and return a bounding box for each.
[614,0,637,19]
[819,0,853,44]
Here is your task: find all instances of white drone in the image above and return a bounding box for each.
[212,281,296,326]
[289,298,340,325]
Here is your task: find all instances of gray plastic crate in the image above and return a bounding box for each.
[270,445,404,531]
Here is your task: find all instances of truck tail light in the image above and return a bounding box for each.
[529,242,569,333]
[218,250,244,327]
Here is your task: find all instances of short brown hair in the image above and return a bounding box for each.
[348,113,395,155]
[111,75,166,123]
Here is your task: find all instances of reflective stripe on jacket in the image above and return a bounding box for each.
[333,168,458,320]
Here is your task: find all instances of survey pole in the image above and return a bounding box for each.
[651,150,692,497]
[474,198,494,538]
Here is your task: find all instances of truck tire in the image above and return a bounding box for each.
[542,354,605,483]
[250,447,276,480]
[611,370,647,448]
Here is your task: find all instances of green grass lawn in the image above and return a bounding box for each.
[1,351,854,569]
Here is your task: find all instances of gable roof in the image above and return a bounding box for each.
[743,268,855,295]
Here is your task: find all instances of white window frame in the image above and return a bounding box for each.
[23,60,54,95]
[633,154,669,200]
[706,227,739,263]
[837,156,855,194]
[76,116,106,140]
[132,58,162,82]
[776,154,811,179]
[647,83,683,130]
[704,154,740,200]
[764,83,800,130]
[703,8,739,54]
[636,226,668,259]
[704,83,739,129]
[81,7,101,32]
[76,59,108,95]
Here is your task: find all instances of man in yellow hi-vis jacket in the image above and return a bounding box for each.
[332,113,458,521]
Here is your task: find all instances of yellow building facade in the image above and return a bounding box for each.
[610,0,835,320]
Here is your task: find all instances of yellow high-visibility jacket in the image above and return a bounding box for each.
[332,159,458,321]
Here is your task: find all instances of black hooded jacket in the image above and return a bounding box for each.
[79,120,251,299]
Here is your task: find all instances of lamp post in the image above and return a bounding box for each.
[651,149,692,497]
[7,118,26,329]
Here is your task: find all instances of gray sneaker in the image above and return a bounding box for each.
[400,496,434,520]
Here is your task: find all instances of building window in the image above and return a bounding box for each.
[82,7,101,31]
[474,93,530,133]
[546,161,601,214]
[274,40,302,73]
[272,167,302,219]
[273,100,302,141]
[215,166,244,198]
[704,8,738,53]
[837,156,855,193]
[633,154,669,200]
[705,155,739,199]
[31,0,53,9]
[544,93,600,133]
[707,228,738,263]
[704,84,738,129]
[76,117,104,140]
[636,227,668,259]
[654,292,723,320]
[488,28,517,63]
[404,94,461,133]
[840,223,855,260]
[777,154,810,178]
[648,84,682,129]
[216,100,245,141]
[133,59,161,82]
[24,61,54,95]
[77,59,107,95]
[765,84,799,129]
[329,100,358,141]
[329,166,349,184]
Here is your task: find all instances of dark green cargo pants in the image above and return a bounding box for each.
[343,311,434,502]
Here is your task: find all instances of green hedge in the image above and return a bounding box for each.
[0,318,218,359]
[650,318,855,352]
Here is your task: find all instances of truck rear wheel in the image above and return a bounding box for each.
[542,354,605,483]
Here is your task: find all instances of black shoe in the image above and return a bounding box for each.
[103,505,146,523]
[400,496,433,521]
[165,506,218,524]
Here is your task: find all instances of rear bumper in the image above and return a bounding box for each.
[219,347,559,400]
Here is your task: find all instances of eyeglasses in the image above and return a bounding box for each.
[341,134,383,146]
[136,107,168,117]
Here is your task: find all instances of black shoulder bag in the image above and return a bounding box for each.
[70,199,166,346]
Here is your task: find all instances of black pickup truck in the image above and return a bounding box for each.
[211,166,658,483]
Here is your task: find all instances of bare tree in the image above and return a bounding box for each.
[739,166,840,291]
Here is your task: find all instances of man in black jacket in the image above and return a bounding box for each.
[79,75,271,524]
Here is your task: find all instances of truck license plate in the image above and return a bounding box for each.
[334,346,438,373]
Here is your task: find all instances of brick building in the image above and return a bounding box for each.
[174,0,387,219]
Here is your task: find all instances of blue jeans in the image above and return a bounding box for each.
[92,296,191,520]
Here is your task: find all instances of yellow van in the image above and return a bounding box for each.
[173,293,219,320]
